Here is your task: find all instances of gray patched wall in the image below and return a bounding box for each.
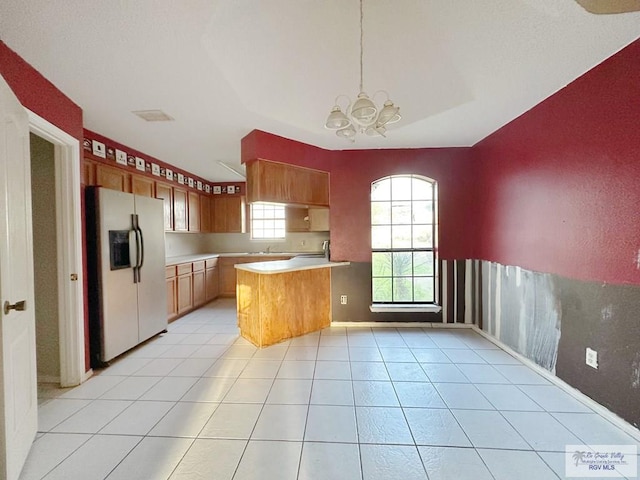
[479,260,640,429]
[481,262,561,373]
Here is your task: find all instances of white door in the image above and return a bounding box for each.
[0,76,38,479]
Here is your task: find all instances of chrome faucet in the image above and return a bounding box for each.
[322,240,330,259]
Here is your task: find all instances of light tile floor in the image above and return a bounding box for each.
[24,299,640,480]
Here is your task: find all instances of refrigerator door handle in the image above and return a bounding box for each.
[132,214,141,283]
[137,225,145,281]
[128,228,137,280]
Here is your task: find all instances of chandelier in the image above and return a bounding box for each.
[324,0,401,141]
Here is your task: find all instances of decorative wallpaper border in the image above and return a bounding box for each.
[83,136,243,195]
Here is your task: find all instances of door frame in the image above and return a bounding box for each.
[27,110,86,387]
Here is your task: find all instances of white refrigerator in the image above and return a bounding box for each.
[86,186,167,366]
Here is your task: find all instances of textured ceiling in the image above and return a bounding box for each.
[1,0,639,181]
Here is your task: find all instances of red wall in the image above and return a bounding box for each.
[242,130,479,263]
[0,41,83,141]
[474,39,640,285]
[330,148,478,262]
[241,130,332,172]
[0,41,90,369]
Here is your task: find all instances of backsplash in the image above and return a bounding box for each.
[165,232,329,257]
[202,232,329,254]
[164,232,208,257]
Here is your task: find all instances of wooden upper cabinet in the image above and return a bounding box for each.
[286,206,309,232]
[95,164,129,192]
[83,159,96,186]
[200,195,211,233]
[173,187,188,231]
[308,207,330,231]
[155,181,174,231]
[188,191,200,232]
[246,159,329,206]
[131,174,155,197]
[213,196,246,233]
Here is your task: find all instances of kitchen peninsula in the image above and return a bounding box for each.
[235,257,349,347]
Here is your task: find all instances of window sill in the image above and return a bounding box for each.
[370,304,442,313]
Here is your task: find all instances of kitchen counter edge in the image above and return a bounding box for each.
[235,258,350,275]
[165,252,322,266]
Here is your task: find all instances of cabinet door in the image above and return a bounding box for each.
[214,196,246,233]
[247,160,293,203]
[173,187,188,231]
[286,206,309,232]
[131,174,155,197]
[205,267,219,301]
[188,191,200,232]
[177,273,193,314]
[308,207,330,231]
[200,195,211,233]
[246,159,329,206]
[308,169,330,205]
[166,277,178,321]
[192,270,205,307]
[96,164,129,192]
[155,181,174,231]
[219,260,237,297]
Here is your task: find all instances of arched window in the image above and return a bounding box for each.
[371,175,437,304]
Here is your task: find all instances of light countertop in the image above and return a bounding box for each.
[165,252,323,266]
[235,257,350,274]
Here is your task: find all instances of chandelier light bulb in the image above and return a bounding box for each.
[325,106,351,130]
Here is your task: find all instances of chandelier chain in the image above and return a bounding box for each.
[359,0,364,93]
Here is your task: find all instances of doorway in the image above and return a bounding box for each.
[27,110,86,388]
[30,134,61,384]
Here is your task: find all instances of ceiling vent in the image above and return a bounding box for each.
[132,110,174,122]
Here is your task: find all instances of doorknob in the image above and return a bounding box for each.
[3,300,26,315]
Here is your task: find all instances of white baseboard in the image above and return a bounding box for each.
[81,368,93,383]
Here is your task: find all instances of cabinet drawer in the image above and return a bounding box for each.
[205,258,218,269]
[165,266,177,279]
[177,263,192,276]
[192,260,205,272]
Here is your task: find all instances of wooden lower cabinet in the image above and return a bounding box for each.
[219,259,237,297]
[177,263,193,315]
[192,261,205,307]
[168,258,222,320]
[166,266,178,322]
[205,258,219,301]
[237,267,331,347]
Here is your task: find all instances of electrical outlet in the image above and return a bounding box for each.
[586,347,598,369]
[340,295,347,305]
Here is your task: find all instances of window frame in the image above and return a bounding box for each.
[250,202,287,240]
[370,174,438,305]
